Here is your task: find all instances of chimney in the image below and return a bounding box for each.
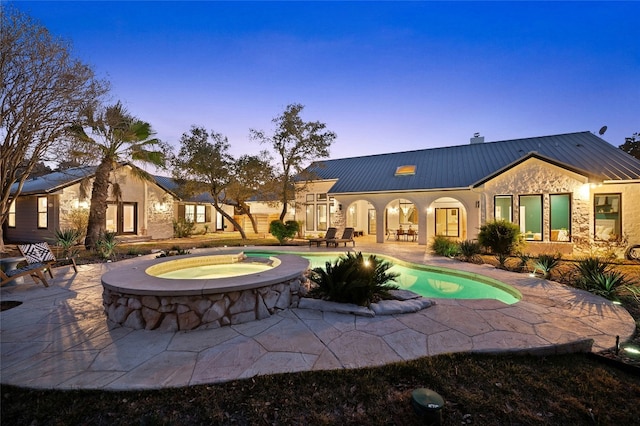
[470,133,484,144]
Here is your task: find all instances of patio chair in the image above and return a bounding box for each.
[308,227,337,247]
[1,264,49,287]
[327,227,356,247]
[18,242,77,279]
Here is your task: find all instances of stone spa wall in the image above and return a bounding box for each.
[103,276,306,331]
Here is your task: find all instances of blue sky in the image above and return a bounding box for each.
[11,1,640,161]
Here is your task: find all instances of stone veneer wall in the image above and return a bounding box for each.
[103,275,306,331]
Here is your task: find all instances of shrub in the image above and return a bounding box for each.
[583,270,634,301]
[477,220,521,255]
[55,228,81,258]
[269,220,300,245]
[495,253,509,270]
[95,231,119,260]
[67,207,89,241]
[173,218,195,238]
[574,257,609,289]
[431,236,460,257]
[308,252,399,306]
[459,240,482,262]
[532,253,562,279]
[516,252,531,272]
[573,257,637,301]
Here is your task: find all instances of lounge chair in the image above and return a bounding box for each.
[18,242,78,279]
[1,264,49,287]
[327,227,356,247]
[308,227,337,247]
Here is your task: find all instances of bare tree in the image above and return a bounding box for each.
[250,103,336,221]
[0,5,107,251]
[172,126,248,239]
[67,102,168,250]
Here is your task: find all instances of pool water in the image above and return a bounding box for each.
[156,263,272,279]
[246,251,520,304]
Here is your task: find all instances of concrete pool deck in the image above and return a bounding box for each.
[1,242,635,390]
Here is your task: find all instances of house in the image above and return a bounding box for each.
[5,163,291,244]
[5,164,178,243]
[295,132,640,257]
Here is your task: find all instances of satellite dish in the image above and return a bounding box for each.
[599,125,608,135]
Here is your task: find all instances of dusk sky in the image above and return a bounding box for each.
[12,1,640,162]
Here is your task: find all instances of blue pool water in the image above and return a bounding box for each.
[245,251,521,304]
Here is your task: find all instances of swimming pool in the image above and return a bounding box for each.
[245,251,521,304]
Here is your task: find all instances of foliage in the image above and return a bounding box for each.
[95,231,119,260]
[250,103,337,221]
[495,253,509,270]
[308,252,399,306]
[269,220,300,245]
[54,228,81,258]
[67,102,168,250]
[67,207,89,241]
[477,219,522,255]
[430,236,460,257]
[574,257,637,301]
[226,153,277,234]
[173,218,196,238]
[532,253,562,279]
[516,252,531,272]
[619,132,640,160]
[0,5,107,251]
[172,126,247,239]
[458,240,482,262]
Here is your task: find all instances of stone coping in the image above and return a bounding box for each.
[298,289,435,317]
[101,253,310,296]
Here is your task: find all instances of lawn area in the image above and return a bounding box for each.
[1,234,639,425]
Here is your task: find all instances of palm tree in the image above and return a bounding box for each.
[67,102,167,250]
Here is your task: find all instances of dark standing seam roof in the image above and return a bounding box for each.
[10,166,97,196]
[303,132,640,194]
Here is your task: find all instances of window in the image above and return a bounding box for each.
[184,205,195,222]
[8,199,16,227]
[106,202,138,234]
[316,193,327,201]
[347,204,358,228]
[435,208,459,237]
[594,194,621,241]
[195,205,206,223]
[306,194,314,202]
[395,165,416,176]
[519,195,542,241]
[494,195,513,222]
[37,196,48,228]
[317,204,328,231]
[550,194,571,241]
[305,204,314,231]
[400,201,418,224]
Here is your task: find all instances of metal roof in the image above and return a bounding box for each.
[11,166,97,196]
[304,132,640,194]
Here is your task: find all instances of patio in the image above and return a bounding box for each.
[0,241,635,390]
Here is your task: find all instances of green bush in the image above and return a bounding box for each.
[55,228,81,259]
[516,252,531,272]
[533,253,562,279]
[459,240,482,262]
[574,257,636,301]
[308,252,399,306]
[431,236,460,257]
[477,220,521,255]
[173,218,195,238]
[96,231,119,260]
[574,257,609,289]
[269,220,300,245]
